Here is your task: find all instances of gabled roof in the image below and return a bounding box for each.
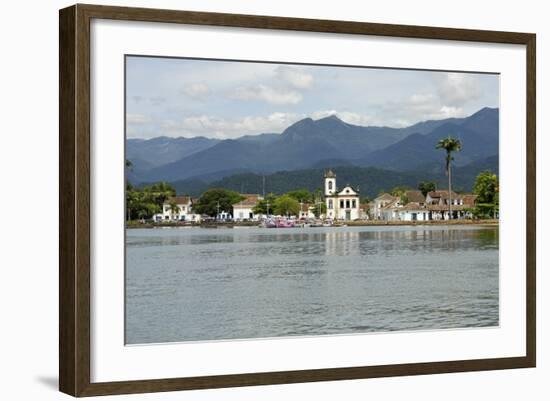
[337,185,359,196]
[400,202,425,211]
[233,193,263,207]
[241,193,263,202]
[375,193,396,201]
[405,190,425,204]
[427,204,469,211]
[380,199,401,210]
[462,194,478,207]
[166,196,191,205]
[427,190,459,199]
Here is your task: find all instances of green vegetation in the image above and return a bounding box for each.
[273,195,300,217]
[192,188,244,217]
[253,189,323,218]
[166,159,498,200]
[310,201,327,218]
[126,181,176,220]
[418,181,436,197]
[472,171,499,219]
[390,186,409,204]
[126,168,499,222]
[285,189,315,203]
[252,193,277,215]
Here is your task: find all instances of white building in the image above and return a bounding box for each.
[232,194,263,221]
[298,202,317,220]
[324,170,360,221]
[397,203,431,221]
[373,193,399,220]
[425,190,476,220]
[373,190,477,221]
[154,196,202,222]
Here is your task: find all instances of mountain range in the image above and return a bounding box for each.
[127,107,499,193]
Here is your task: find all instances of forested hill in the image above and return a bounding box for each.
[160,155,498,199]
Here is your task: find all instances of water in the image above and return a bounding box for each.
[125,225,499,344]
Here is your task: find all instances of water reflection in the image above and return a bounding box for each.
[125,225,499,344]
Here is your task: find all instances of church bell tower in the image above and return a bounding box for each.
[324,169,336,196]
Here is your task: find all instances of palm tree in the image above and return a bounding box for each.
[436,136,462,219]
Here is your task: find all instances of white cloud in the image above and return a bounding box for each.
[435,73,482,106]
[149,96,166,106]
[126,113,151,124]
[369,92,468,127]
[182,82,210,99]
[161,112,303,139]
[232,84,303,105]
[275,66,313,89]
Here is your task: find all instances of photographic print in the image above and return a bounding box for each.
[124,56,500,345]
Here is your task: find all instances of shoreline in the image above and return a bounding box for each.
[126,219,499,229]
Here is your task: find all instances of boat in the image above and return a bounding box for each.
[260,218,277,228]
[275,218,295,228]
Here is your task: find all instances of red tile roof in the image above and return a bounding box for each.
[167,196,191,205]
[376,193,397,201]
[428,190,458,199]
[233,194,263,207]
[405,190,425,203]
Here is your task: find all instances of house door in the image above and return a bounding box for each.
[345,211,351,220]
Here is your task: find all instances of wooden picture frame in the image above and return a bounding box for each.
[59,3,536,397]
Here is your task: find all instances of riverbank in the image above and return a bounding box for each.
[126,219,499,229]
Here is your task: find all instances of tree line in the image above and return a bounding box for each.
[125,171,498,221]
[126,133,499,222]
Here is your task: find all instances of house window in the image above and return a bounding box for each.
[328,199,333,209]
[328,181,333,190]
[340,200,344,208]
[346,189,350,193]
[346,200,350,208]
[352,199,356,208]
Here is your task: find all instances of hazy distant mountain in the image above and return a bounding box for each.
[359,108,499,170]
[127,107,499,185]
[126,136,220,167]
[133,115,420,183]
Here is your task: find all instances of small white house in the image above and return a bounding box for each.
[378,198,402,221]
[425,191,476,220]
[298,202,317,220]
[372,193,398,220]
[232,194,263,221]
[373,190,478,221]
[398,203,431,221]
[426,190,464,206]
[154,196,202,222]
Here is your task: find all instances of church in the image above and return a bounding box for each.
[324,170,360,220]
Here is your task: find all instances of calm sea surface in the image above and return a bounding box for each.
[125,225,499,344]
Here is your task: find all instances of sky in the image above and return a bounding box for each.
[126,56,499,139]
